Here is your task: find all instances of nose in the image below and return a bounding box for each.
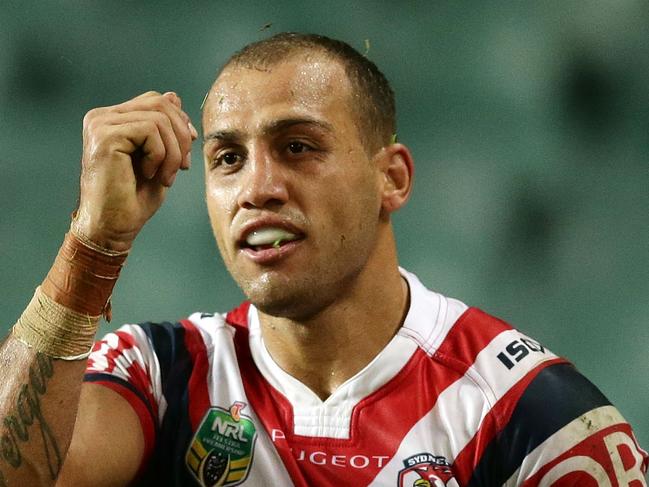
[236,145,289,210]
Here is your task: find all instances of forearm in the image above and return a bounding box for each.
[0,230,128,486]
[0,90,194,487]
[0,338,86,486]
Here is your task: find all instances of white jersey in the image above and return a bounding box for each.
[85,269,647,486]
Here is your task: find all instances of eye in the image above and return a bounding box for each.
[213,151,243,168]
[287,141,310,154]
[221,152,241,165]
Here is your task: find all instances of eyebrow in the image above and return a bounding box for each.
[203,117,335,143]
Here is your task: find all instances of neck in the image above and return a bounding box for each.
[258,228,409,401]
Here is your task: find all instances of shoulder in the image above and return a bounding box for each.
[399,271,648,485]
[400,269,564,394]
[496,362,648,485]
[401,270,558,379]
[463,356,649,486]
[87,302,251,374]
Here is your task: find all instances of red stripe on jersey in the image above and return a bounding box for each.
[86,330,159,419]
[452,357,568,485]
[520,423,647,487]
[227,305,514,487]
[228,319,309,487]
[87,379,156,478]
[226,301,250,330]
[180,319,211,431]
[90,330,137,373]
[433,308,512,370]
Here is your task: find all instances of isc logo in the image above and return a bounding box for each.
[496,337,546,370]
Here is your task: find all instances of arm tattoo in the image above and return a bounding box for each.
[0,353,61,480]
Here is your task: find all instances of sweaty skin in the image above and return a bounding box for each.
[202,54,414,399]
[0,51,412,487]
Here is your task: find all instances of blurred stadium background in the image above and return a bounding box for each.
[1,1,647,448]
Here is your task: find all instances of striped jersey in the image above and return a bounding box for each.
[84,269,648,486]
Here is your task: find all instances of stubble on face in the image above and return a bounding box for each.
[203,55,382,321]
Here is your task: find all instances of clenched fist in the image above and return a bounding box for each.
[73,91,198,251]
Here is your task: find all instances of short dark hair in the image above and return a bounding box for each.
[220,33,396,153]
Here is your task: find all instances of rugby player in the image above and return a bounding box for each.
[1,33,646,486]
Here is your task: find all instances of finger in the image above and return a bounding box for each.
[99,111,183,184]
[120,92,197,145]
[163,91,198,142]
[163,91,181,108]
[129,91,190,137]
[139,112,183,185]
[96,119,165,177]
[139,126,166,180]
[139,123,180,187]
[114,94,194,168]
[162,92,198,140]
[82,95,158,138]
[132,90,162,100]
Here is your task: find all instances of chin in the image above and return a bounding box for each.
[240,274,333,321]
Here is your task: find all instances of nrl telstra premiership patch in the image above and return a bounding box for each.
[186,402,257,487]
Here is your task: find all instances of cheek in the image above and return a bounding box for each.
[338,169,381,214]
[318,171,380,235]
[205,180,238,239]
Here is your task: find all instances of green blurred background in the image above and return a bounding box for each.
[1,1,647,448]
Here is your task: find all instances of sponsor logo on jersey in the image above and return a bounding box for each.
[524,428,648,486]
[397,453,458,487]
[496,335,547,370]
[186,402,257,487]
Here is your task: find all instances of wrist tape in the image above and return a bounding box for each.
[43,227,129,321]
[13,287,101,360]
[12,228,129,360]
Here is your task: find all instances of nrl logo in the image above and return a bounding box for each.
[186,402,257,487]
[397,452,458,487]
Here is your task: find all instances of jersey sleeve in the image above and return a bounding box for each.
[473,362,648,486]
[84,323,165,469]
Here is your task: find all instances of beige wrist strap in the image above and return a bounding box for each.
[13,287,100,360]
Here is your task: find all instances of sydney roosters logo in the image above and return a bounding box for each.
[397,453,458,487]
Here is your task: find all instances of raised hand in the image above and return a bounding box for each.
[73,91,198,251]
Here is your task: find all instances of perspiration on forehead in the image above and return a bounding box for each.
[204,56,354,127]
[209,33,396,153]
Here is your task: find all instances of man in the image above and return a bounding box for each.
[0,33,646,487]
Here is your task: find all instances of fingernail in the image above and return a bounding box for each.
[167,173,177,186]
[181,152,191,170]
[188,122,198,139]
[163,92,181,107]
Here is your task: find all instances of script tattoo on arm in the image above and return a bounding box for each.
[0,352,61,483]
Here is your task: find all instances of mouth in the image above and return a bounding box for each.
[237,223,306,264]
[240,226,304,251]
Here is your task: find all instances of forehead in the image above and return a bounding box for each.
[202,55,356,135]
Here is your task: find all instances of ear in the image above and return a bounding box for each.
[375,143,414,214]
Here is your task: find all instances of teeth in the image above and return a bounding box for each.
[246,227,298,246]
